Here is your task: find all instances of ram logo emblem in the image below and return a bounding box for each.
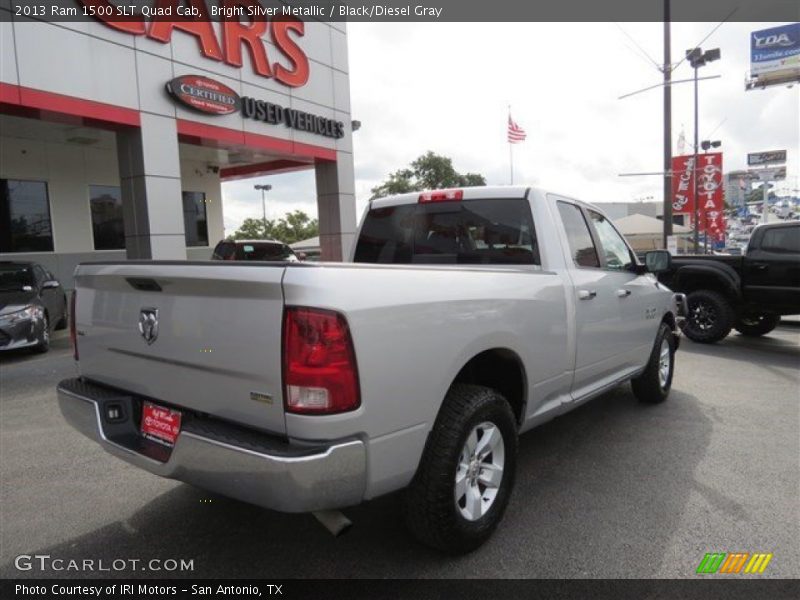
[138,308,159,345]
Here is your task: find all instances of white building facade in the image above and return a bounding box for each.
[0,9,355,286]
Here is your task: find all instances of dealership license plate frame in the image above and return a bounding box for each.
[140,401,182,447]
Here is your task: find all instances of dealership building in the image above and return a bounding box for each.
[0,12,355,286]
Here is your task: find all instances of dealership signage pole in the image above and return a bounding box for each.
[686,46,721,253]
[692,59,700,252]
[662,0,673,248]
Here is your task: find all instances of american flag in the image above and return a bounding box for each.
[507,115,526,143]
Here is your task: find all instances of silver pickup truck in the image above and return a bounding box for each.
[59,186,685,553]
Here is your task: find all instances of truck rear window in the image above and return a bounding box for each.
[236,243,295,261]
[353,198,539,265]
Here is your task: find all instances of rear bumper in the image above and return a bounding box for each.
[57,378,366,513]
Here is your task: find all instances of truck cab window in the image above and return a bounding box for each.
[760,226,799,254]
[557,202,600,268]
[587,209,634,271]
[354,199,539,265]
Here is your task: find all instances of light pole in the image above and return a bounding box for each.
[686,46,720,253]
[254,184,272,238]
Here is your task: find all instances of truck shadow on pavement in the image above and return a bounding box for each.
[1,384,713,579]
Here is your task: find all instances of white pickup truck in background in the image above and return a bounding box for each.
[59,186,685,553]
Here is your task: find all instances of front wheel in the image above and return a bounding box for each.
[682,290,734,343]
[403,384,518,554]
[631,323,676,404]
[734,313,780,337]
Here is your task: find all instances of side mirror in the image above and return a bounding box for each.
[42,280,60,289]
[297,252,307,261]
[644,250,671,274]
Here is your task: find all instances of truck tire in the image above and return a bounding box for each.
[403,383,518,554]
[683,290,734,343]
[735,313,780,337]
[631,323,675,404]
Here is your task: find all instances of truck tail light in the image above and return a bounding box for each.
[69,289,78,361]
[283,307,360,415]
[419,189,463,203]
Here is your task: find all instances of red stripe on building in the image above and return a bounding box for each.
[220,159,314,181]
[0,83,140,127]
[176,119,337,162]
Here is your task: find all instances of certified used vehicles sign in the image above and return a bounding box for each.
[165,75,240,115]
[165,74,345,138]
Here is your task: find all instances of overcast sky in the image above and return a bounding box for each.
[221,21,799,236]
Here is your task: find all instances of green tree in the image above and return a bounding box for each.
[370,151,486,200]
[746,183,775,205]
[231,210,318,244]
[231,217,275,240]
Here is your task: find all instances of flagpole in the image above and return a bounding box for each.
[508,105,514,185]
[509,143,514,185]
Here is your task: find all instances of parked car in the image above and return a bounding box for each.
[0,261,67,353]
[211,239,301,261]
[658,221,799,342]
[58,187,685,552]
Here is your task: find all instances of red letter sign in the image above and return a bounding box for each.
[148,0,224,61]
[272,18,310,88]
[221,0,273,77]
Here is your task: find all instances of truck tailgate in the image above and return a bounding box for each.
[73,262,287,435]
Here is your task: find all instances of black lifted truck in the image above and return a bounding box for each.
[657,221,799,343]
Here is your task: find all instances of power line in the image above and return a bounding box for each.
[615,23,662,71]
[672,7,739,73]
[623,41,663,71]
[704,117,728,141]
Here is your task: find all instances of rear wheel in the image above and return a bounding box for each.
[403,384,517,554]
[734,312,780,337]
[632,323,676,404]
[682,290,734,343]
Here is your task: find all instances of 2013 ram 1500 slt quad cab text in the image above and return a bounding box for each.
[58,186,686,553]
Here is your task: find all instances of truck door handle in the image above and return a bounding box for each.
[578,290,597,300]
[753,263,768,271]
[616,289,631,297]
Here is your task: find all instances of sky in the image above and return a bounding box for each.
[221,21,799,237]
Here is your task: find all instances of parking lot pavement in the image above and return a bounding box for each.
[1,325,798,579]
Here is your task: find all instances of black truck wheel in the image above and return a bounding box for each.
[683,290,734,343]
[735,313,780,337]
[403,384,517,554]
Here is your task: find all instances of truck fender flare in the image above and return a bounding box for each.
[674,264,741,302]
[441,342,529,426]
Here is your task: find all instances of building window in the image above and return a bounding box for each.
[182,191,208,247]
[89,185,125,250]
[0,179,54,253]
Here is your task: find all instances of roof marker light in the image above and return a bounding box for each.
[419,189,464,203]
